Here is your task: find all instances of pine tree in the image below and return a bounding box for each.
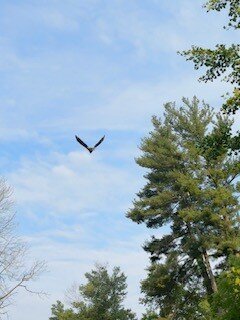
[127,97,240,318]
[49,264,136,320]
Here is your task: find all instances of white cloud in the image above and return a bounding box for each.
[8,149,142,218]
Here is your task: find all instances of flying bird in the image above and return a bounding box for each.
[75,135,105,153]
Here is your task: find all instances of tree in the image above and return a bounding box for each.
[127,97,240,318]
[50,263,136,320]
[180,1,240,115]
[211,255,240,320]
[0,179,45,316]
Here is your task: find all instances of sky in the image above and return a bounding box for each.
[0,0,238,319]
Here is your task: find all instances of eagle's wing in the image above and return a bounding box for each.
[75,135,89,150]
[94,135,105,149]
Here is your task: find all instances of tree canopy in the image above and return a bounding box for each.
[49,264,136,320]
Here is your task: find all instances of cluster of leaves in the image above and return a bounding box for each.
[49,264,136,320]
[204,0,240,29]
[197,114,240,159]
[141,309,160,320]
[140,254,211,320]
[180,1,240,115]
[50,301,76,320]
[180,44,240,114]
[211,256,240,319]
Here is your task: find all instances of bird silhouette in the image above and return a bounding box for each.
[75,135,105,153]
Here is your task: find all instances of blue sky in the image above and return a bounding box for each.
[0,1,238,319]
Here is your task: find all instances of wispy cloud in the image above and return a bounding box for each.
[0,0,236,143]
[8,150,142,218]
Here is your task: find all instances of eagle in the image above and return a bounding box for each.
[75,135,105,153]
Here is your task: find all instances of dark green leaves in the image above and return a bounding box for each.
[181,1,240,115]
[204,0,240,29]
[180,45,240,114]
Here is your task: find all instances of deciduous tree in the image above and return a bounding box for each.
[180,0,240,115]
[211,255,240,320]
[0,179,45,317]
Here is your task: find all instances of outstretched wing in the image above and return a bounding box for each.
[94,135,105,149]
[75,135,89,150]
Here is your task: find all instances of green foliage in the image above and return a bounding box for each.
[211,256,240,319]
[199,115,233,160]
[127,97,240,319]
[180,1,240,116]
[49,301,76,320]
[49,264,136,320]
[140,254,212,319]
[204,0,240,29]
[141,309,160,320]
[180,44,240,115]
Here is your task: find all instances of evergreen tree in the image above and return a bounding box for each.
[49,264,136,320]
[127,97,240,319]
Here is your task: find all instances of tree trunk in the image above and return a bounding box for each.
[201,250,218,294]
[186,222,218,294]
[195,249,218,296]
